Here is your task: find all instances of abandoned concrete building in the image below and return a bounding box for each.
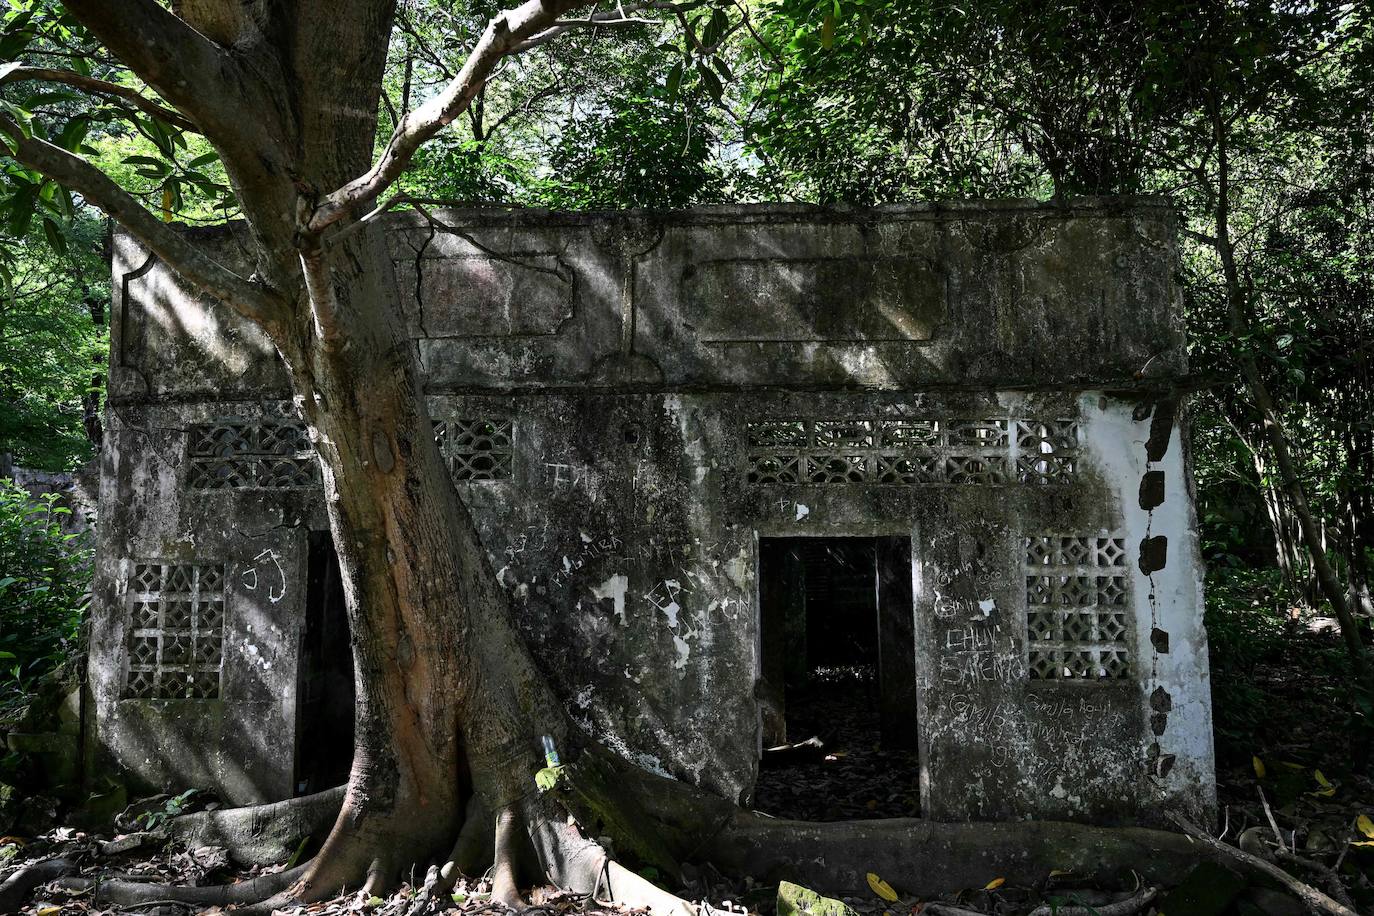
[88,199,1216,825]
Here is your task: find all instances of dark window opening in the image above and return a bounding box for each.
[295,532,355,795]
[753,536,919,820]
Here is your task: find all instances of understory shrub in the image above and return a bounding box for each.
[1206,565,1359,766]
[0,478,90,721]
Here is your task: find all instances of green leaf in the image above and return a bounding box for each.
[141,116,177,158]
[185,151,219,170]
[56,116,88,152]
[0,100,33,138]
[41,216,65,255]
[0,32,33,61]
[702,8,728,48]
[122,154,168,170]
[665,61,684,102]
[6,182,36,236]
[534,764,565,792]
[21,90,78,109]
[698,63,723,102]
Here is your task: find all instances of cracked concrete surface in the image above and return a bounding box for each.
[89,200,1215,824]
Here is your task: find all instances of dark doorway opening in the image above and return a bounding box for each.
[753,536,919,820]
[295,532,355,795]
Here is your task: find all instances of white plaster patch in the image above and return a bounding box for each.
[724,548,751,591]
[662,601,681,628]
[573,684,595,709]
[591,574,629,625]
[673,634,691,669]
[576,715,671,777]
[794,503,810,522]
[240,640,270,673]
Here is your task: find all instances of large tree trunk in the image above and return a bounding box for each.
[103,2,605,900]
[268,225,571,898]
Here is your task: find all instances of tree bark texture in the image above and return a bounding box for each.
[52,0,585,900]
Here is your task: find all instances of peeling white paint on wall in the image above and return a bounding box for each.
[591,574,629,625]
[1079,390,1216,813]
[673,634,691,669]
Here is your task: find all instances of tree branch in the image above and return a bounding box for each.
[514,0,705,52]
[0,66,198,132]
[305,0,597,234]
[59,0,269,148]
[0,116,285,326]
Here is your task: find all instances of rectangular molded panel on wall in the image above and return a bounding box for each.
[681,256,945,342]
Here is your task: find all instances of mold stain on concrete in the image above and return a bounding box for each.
[90,201,1214,823]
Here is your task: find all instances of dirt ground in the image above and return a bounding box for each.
[6,629,1374,915]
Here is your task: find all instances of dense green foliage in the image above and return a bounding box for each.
[0,479,87,715]
[0,0,1369,757]
[0,211,105,469]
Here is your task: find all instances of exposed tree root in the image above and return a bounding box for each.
[450,796,495,878]
[524,794,698,916]
[1026,884,1158,916]
[1169,813,1360,916]
[923,905,1001,916]
[54,861,309,908]
[167,784,346,866]
[0,857,77,914]
[23,742,1340,916]
[702,813,1215,898]
[491,803,525,906]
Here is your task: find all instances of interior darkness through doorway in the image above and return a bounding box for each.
[752,536,919,821]
[295,532,355,795]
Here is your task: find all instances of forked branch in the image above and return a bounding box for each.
[306,0,590,234]
[0,116,285,325]
[58,0,255,144]
[307,0,716,235]
[513,1,707,51]
[1168,813,1359,916]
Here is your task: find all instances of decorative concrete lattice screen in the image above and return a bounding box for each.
[125,563,225,699]
[1014,420,1080,485]
[434,417,513,481]
[1024,535,1130,680]
[745,418,1078,486]
[187,419,319,489]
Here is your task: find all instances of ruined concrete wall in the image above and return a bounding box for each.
[88,399,323,804]
[445,388,1212,820]
[108,202,1185,401]
[93,200,1214,821]
[6,463,99,538]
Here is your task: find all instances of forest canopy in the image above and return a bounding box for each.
[0,0,1371,913]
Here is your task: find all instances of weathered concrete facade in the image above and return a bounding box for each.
[91,200,1215,823]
